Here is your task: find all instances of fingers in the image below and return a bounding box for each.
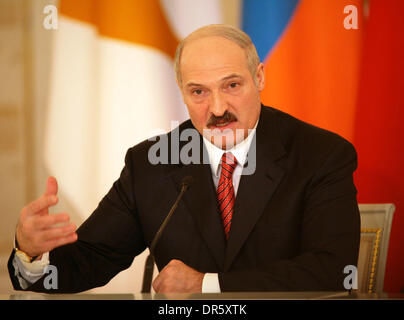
[17,209,77,256]
[152,276,161,293]
[25,212,76,242]
[40,222,77,241]
[34,213,70,229]
[42,232,78,252]
[16,177,76,257]
[22,195,58,217]
[20,177,59,218]
[152,260,203,293]
[17,216,78,256]
[152,261,176,293]
[44,176,58,196]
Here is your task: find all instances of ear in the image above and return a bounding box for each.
[176,76,188,105]
[176,76,181,90]
[255,63,265,91]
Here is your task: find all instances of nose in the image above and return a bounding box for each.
[209,91,227,117]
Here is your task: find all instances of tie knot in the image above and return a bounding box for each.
[221,152,237,176]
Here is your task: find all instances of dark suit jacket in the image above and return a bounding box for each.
[9,105,360,293]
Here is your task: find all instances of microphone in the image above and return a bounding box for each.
[141,176,193,293]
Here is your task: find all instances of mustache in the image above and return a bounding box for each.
[206,111,237,127]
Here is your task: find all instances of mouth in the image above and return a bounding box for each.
[207,111,238,130]
[209,120,236,130]
[215,120,231,127]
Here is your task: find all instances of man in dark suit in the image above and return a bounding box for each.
[9,24,360,293]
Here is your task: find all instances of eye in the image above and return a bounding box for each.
[192,89,203,95]
[229,82,238,88]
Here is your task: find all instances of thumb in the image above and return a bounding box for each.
[44,176,58,196]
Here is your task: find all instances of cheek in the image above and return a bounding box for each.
[231,96,251,116]
[233,95,260,124]
[186,103,209,129]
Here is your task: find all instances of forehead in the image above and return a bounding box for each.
[180,36,250,84]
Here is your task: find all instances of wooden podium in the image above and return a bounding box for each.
[3,291,404,300]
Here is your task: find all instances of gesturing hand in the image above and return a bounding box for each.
[15,176,78,258]
[152,259,204,293]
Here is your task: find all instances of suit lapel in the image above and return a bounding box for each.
[164,106,286,272]
[224,106,286,271]
[168,138,226,271]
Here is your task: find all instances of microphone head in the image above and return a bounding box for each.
[181,176,194,189]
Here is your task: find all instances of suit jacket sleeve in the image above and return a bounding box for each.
[218,140,361,291]
[8,148,146,293]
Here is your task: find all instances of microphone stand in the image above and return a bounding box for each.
[141,178,192,293]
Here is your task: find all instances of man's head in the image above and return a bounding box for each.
[175,24,265,150]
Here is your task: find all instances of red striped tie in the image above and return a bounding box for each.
[217,152,237,240]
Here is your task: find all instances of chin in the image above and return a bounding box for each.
[209,132,245,150]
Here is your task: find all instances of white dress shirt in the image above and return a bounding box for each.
[14,120,258,293]
[201,121,258,293]
[13,237,49,289]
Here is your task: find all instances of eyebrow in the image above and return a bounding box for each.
[221,73,243,81]
[185,73,243,88]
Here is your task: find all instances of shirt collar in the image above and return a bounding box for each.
[202,120,259,177]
